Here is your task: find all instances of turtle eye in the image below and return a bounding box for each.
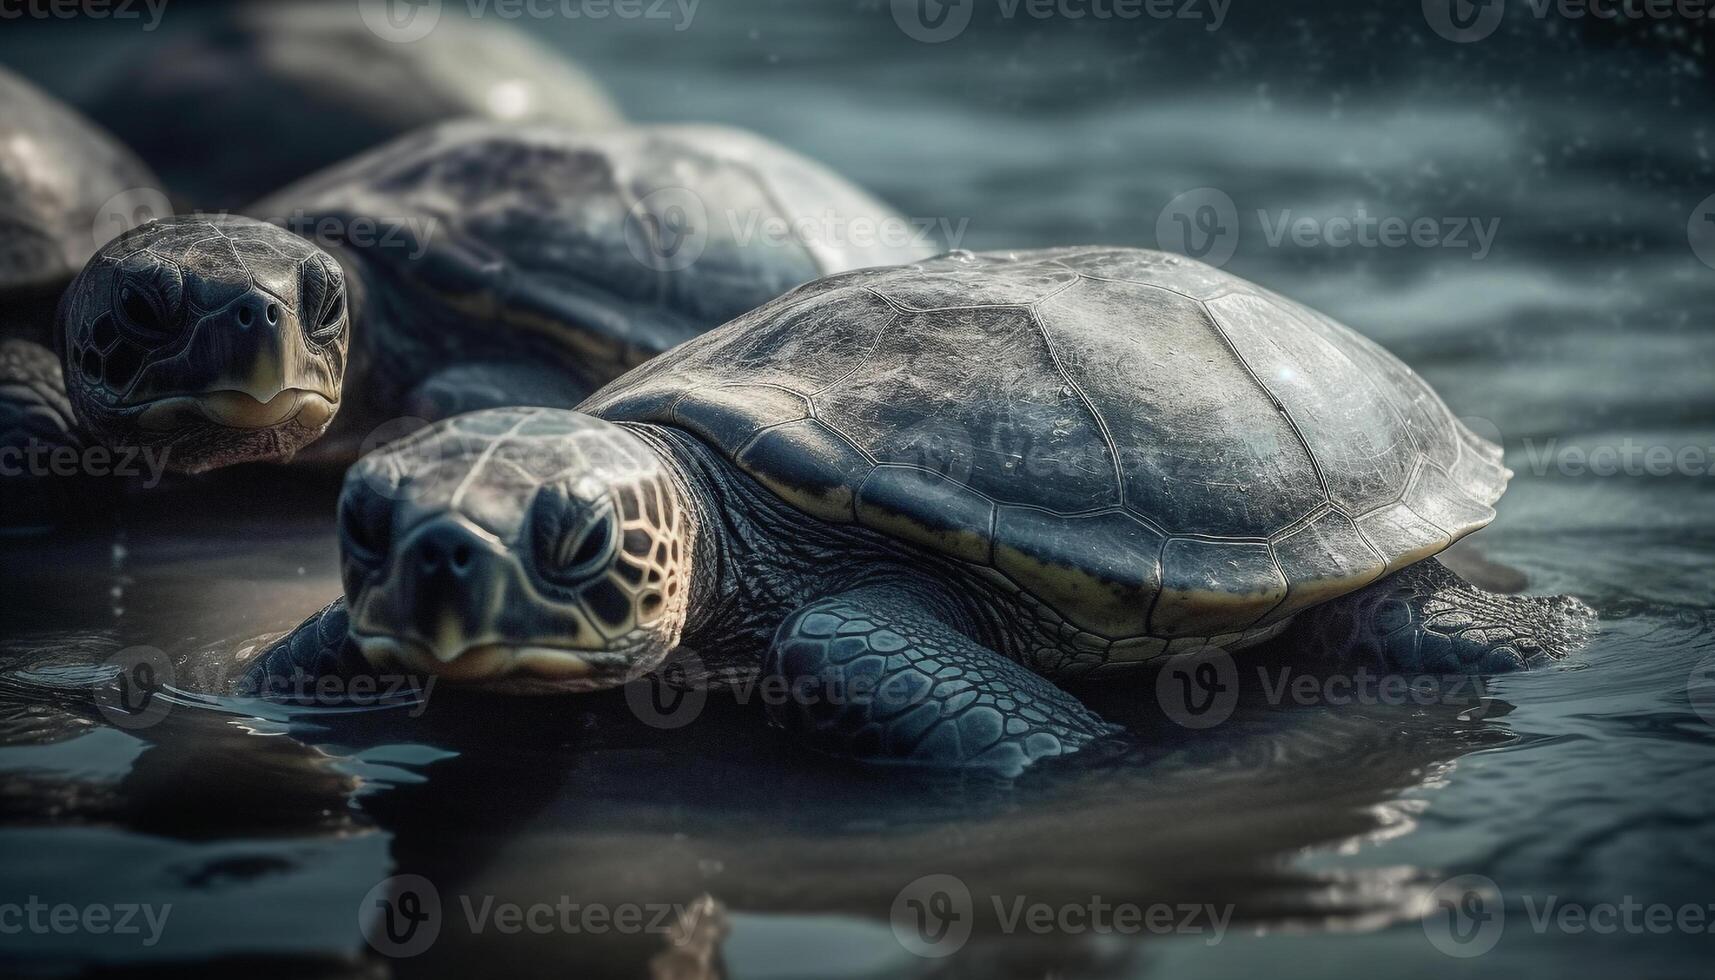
[121,286,153,326]
[316,289,345,335]
[558,514,616,573]
[112,258,184,348]
[301,255,347,345]
[114,282,175,346]
[531,488,617,587]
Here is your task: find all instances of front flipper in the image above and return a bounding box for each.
[1288,558,1595,673]
[237,598,374,698]
[765,585,1121,775]
[405,362,593,422]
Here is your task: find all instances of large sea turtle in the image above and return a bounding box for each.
[83,3,622,209]
[0,68,161,528]
[242,248,1594,774]
[51,121,937,475]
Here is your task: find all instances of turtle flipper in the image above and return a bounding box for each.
[237,598,373,697]
[764,586,1122,775]
[1289,558,1595,673]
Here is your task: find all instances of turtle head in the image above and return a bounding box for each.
[339,408,695,693]
[57,214,348,473]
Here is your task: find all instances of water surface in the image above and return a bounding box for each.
[2,2,1713,976]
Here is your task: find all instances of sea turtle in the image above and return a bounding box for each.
[241,247,1594,773]
[83,3,622,209]
[0,68,161,528]
[52,121,937,475]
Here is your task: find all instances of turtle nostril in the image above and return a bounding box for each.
[415,525,481,577]
[265,303,280,325]
[236,305,253,328]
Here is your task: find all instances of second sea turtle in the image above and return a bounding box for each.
[54,121,937,474]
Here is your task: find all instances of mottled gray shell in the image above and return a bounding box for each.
[0,68,158,296]
[585,248,1510,647]
[249,121,938,377]
[85,4,622,208]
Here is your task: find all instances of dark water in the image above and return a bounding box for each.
[3,2,1715,977]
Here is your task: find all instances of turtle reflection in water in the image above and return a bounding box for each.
[239,674,1522,978]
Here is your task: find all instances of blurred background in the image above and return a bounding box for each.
[1,1,1713,978]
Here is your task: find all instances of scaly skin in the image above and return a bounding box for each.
[235,599,368,698]
[768,583,1123,775]
[1287,558,1595,673]
[0,340,77,451]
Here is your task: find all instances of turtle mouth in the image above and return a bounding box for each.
[133,389,337,432]
[353,632,633,688]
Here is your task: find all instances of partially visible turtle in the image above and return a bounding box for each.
[244,247,1594,774]
[54,121,937,475]
[0,67,157,335]
[0,68,159,529]
[84,2,622,208]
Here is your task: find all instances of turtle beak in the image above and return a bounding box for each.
[128,288,339,432]
[396,519,504,657]
[351,516,603,685]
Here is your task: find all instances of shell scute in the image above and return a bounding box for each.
[1205,291,1417,516]
[1263,509,1388,625]
[671,384,809,450]
[856,466,994,565]
[1356,497,1453,576]
[815,303,1120,515]
[1150,538,1288,638]
[870,261,1077,310]
[1405,463,1497,542]
[993,508,1165,639]
[735,420,870,524]
[1035,277,1324,535]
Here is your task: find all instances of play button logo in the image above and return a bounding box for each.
[1423,0,1505,43]
[359,0,443,43]
[893,0,975,43]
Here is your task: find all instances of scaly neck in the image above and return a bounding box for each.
[622,422,731,647]
[625,420,850,657]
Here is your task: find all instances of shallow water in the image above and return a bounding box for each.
[3,1,1715,977]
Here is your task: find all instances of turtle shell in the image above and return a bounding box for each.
[584,248,1510,651]
[85,4,622,209]
[249,121,937,381]
[0,68,158,298]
